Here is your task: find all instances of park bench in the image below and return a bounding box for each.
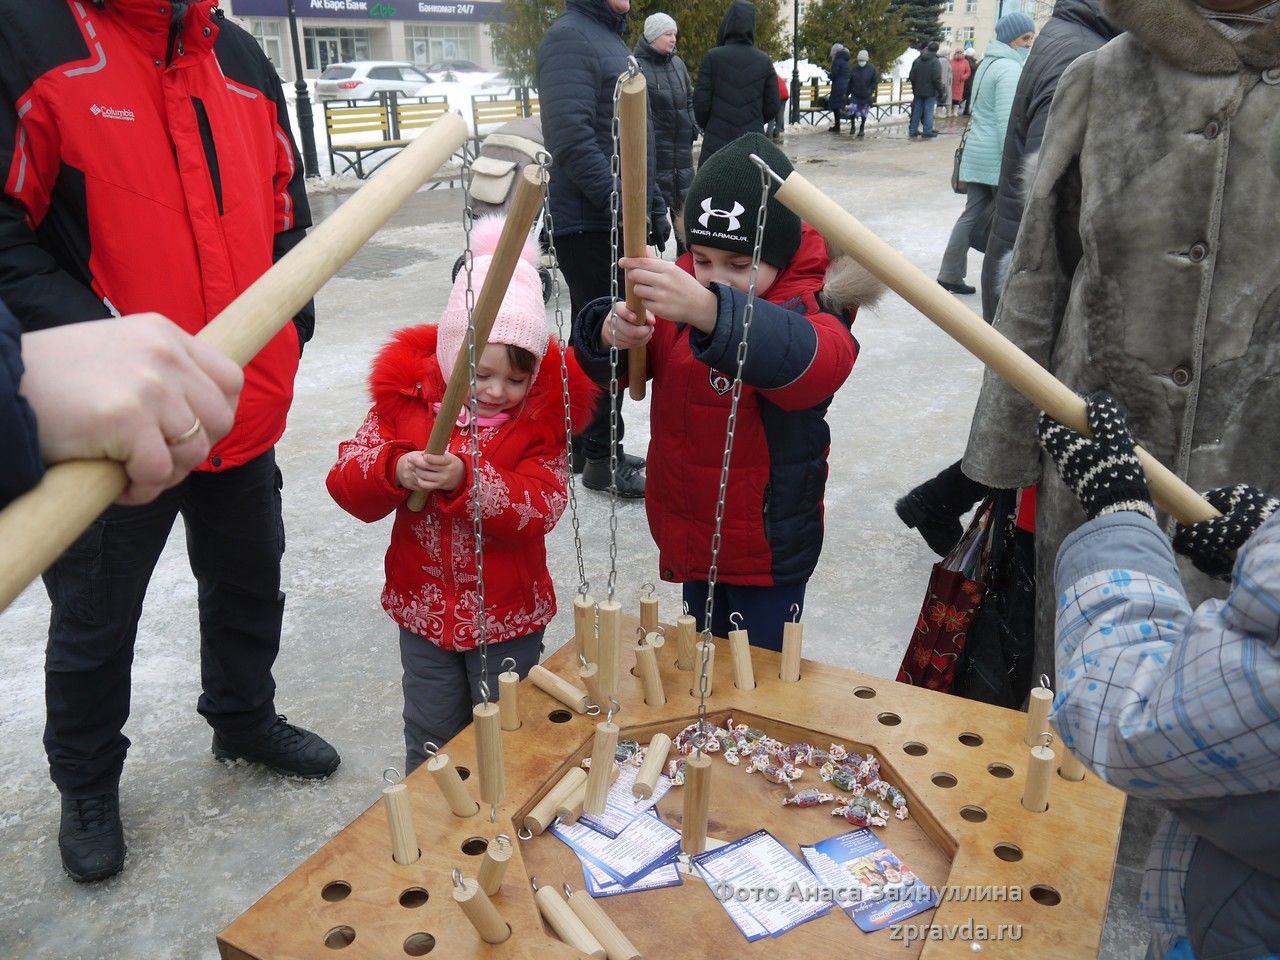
[869,79,914,121]
[470,88,540,145]
[794,80,833,126]
[323,94,456,181]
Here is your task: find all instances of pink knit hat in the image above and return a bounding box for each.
[437,216,548,380]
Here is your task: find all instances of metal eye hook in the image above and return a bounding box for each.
[489,803,497,823]
[625,55,639,79]
[478,678,491,703]
[517,824,534,841]
[790,603,801,623]
[1039,732,1055,750]
[729,611,743,630]
[452,867,465,890]
[494,833,511,851]
[530,876,541,893]
[636,626,647,639]
[1039,673,1052,690]
[641,581,655,599]
[578,653,589,668]
[423,741,439,759]
[502,656,517,674]
[579,582,591,598]
[586,703,602,716]
[382,766,401,785]
[606,696,621,725]
[563,882,575,900]
[682,600,690,616]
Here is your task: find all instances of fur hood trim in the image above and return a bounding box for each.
[1103,0,1280,73]
[822,250,885,315]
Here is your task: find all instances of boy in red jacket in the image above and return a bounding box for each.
[573,134,881,650]
[328,218,595,771]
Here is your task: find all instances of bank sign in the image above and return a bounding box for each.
[227,0,504,22]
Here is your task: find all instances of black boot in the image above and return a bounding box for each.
[59,791,126,882]
[857,120,866,138]
[213,715,340,780]
[571,444,645,475]
[895,460,987,557]
[581,457,645,499]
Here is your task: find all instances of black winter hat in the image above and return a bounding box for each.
[683,133,801,270]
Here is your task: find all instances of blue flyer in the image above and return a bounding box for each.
[800,828,937,932]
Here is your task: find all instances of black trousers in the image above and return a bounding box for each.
[42,449,285,797]
[555,230,627,460]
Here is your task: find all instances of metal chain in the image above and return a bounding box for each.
[459,151,491,701]
[537,151,589,598]
[695,160,772,754]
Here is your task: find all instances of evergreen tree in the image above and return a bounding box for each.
[890,0,945,47]
[796,0,907,78]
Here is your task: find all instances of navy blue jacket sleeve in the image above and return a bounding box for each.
[570,296,620,385]
[0,297,43,507]
[538,25,614,208]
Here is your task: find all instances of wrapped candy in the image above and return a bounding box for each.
[827,744,848,762]
[831,767,860,793]
[782,788,835,808]
[615,739,641,763]
[833,797,889,828]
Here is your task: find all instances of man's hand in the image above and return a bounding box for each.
[618,256,717,333]
[396,450,465,494]
[599,301,655,351]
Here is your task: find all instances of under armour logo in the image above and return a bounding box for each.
[698,197,745,232]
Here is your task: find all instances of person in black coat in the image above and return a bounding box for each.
[847,49,878,138]
[907,43,945,137]
[827,43,851,134]
[962,47,979,114]
[693,1,781,162]
[536,0,669,496]
[634,13,696,252]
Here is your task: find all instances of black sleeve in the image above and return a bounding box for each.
[693,56,713,129]
[537,25,613,204]
[0,296,43,507]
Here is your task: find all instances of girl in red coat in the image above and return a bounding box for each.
[327,218,595,772]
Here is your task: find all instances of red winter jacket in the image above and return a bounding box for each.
[0,0,312,471]
[327,326,598,651]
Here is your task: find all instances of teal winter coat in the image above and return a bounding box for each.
[957,40,1026,186]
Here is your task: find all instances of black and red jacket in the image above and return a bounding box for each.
[0,0,313,471]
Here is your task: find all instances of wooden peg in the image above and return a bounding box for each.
[690,639,715,698]
[529,664,590,713]
[575,594,598,663]
[680,752,713,855]
[618,71,650,402]
[477,834,513,896]
[428,752,480,818]
[557,763,618,825]
[780,618,802,682]
[633,733,672,800]
[566,885,643,960]
[523,766,588,836]
[1025,684,1053,747]
[533,882,606,959]
[635,635,665,708]
[639,588,659,636]
[674,614,697,670]
[498,668,520,732]
[1059,746,1087,782]
[579,660,606,710]
[382,781,419,865]
[452,871,511,944]
[597,600,622,700]
[1022,735,1055,813]
[474,701,505,814]
[584,721,621,816]
[728,625,754,691]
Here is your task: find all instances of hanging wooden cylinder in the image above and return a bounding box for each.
[680,752,713,855]
[428,752,480,818]
[1025,684,1053,747]
[597,600,622,700]
[477,834,513,897]
[618,71,650,403]
[452,871,511,944]
[1022,736,1055,813]
[639,589,659,636]
[533,882,606,959]
[529,664,590,713]
[691,639,715,698]
[473,701,505,814]
[523,766,588,836]
[780,619,802,682]
[584,721,621,816]
[575,594,598,663]
[635,634,665,708]
[566,884,643,960]
[674,614,697,670]
[632,733,672,800]
[498,667,520,732]
[579,660,606,710]
[728,625,754,691]
[382,781,419,865]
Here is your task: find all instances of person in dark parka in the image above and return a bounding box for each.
[847,49,879,138]
[693,1,781,161]
[827,43,851,133]
[634,13,697,251]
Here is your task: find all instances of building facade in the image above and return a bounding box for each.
[939,0,1052,54]
[222,0,505,78]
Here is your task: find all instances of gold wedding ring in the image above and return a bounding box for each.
[167,417,203,446]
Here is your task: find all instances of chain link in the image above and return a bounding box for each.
[537,152,589,597]
[695,160,772,753]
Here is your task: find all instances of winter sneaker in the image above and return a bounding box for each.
[59,791,126,883]
[895,491,964,558]
[212,715,340,780]
[571,446,645,475]
[922,131,939,138]
[938,280,976,295]
[581,457,645,499]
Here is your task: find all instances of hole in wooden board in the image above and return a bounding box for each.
[1030,885,1062,906]
[877,712,901,726]
[931,772,957,788]
[399,887,429,908]
[903,742,928,756]
[456,766,471,781]
[324,926,356,949]
[852,685,877,699]
[959,805,987,823]
[988,762,1014,779]
[993,842,1023,862]
[321,881,351,902]
[404,932,437,955]
[461,837,489,856]
[958,732,984,747]
[548,710,573,723]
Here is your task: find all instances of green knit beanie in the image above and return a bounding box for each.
[684,133,801,269]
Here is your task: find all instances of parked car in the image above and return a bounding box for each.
[315,61,432,101]
[425,59,483,74]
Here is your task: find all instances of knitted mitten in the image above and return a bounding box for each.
[1037,391,1155,522]
[1173,484,1280,581]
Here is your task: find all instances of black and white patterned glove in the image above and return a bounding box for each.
[1037,391,1156,522]
[1173,484,1280,581]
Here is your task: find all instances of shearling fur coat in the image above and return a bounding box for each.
[962,0,1280,681]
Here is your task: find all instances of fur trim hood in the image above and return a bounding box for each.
[1103,0,1280,73]
[758,223,884,317]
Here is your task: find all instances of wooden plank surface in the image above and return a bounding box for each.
[218,617,1124,959]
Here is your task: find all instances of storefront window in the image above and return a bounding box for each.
[404,24,477,67]
[303,27,372,71]
[250,21,283,71]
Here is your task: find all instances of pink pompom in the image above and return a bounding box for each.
[467,214,539,268]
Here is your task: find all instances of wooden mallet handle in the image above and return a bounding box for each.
[619,73,649,401]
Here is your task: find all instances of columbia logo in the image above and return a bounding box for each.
[90,103,136,122]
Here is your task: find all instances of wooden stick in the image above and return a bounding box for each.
[680,752,713,855]
[1054,720,1087,781]
[579,660,606,711]
[597,600,622,700]
[427,751,480,818]
[673,614,697,670]
[528,664,590,714]
[1025,685,1053,747]
[633,733,671,801]
[0,112,470,614]
[691,639,714,698]
[728,627,755,691]
[382,782,420,865]
[769,169,1218,526]
[498,668,520,731]
[639,593,658,635]
[566,886,643,960]
[1022,738,1056,813]
[557,763,618,825]
[452,873,511,944]
[619,72,649,402]
[473,701,505,812]
[534,883,606,959]
[406,163,548,511]
[575,594,598,663]
[477,835,512,896]
[584,722,621,816]
[523,766,588,836]
[635,634,665,707]
[780,620,802,683]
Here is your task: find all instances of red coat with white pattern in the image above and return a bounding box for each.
[327,326,597,651]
